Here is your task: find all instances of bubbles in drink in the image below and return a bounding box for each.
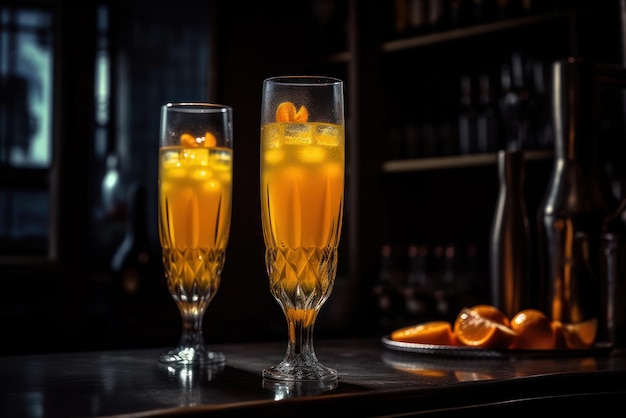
[264,124,282,149]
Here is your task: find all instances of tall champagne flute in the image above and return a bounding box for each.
[158,103,233,365]
[260,76,345,382]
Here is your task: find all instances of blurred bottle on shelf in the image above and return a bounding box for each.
[499,51,532,150]
[425,243,450,319]
[458,74,477,154]
[403,244,437,320]
[601,222,626,347]
[373,244,406,328]
[495,0,510,19]
[435,243,461,320]
[498,60,514,148]
[420,105,439,158]
[528,58,553,149]
[476,72,500,153]
[407,0,429,35]
[390,0,561,40]
[470,0,496,24]
[110,182,161,340]
[101,154,125,221]
[439,107,459,157]
[495,52,555,152]
[394,0,409,36]
[448,0,472,27]
[427,0,446,30]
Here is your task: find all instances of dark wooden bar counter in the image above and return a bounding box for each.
[2,338,626,417]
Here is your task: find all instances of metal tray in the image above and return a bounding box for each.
[381,335,613,359]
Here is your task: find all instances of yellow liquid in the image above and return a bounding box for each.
[260,122,345,322]
[158,146,232,306]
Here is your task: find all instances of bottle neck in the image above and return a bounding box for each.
[498,150,524,191]
[552,57,597,163]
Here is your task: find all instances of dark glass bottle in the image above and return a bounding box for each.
[476,73,499,153]
[490,149,531,318]
[110,182,160,340]
[458,75,477,154]
[538,57,618,325]
[601,229,626,346]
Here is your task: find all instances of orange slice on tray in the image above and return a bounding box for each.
[276,101,308,122]
[509,309,555,349]
[469,304,510,328]
[180,132,217,147]
[390,321,454,345]
[453,307,518,349]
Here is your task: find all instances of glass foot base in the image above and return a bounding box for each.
[159,345,226,366]
[262,378,338,397]
[262,360,338,382]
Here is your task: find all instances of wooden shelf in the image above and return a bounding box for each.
[326,10,572,62]
[381,149,553,173]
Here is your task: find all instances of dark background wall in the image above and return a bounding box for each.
[1,0,624,355]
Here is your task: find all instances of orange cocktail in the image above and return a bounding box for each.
[261,120,344,325]
[159,146,232,306]
[261,77,344,383]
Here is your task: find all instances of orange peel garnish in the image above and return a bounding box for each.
[276,101,308,123]
[204,132,217,147]
[180,132,217,147]
[180,133,197,147]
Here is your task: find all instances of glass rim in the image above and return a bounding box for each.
[264,75,343,86]
[163,102,232,113]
